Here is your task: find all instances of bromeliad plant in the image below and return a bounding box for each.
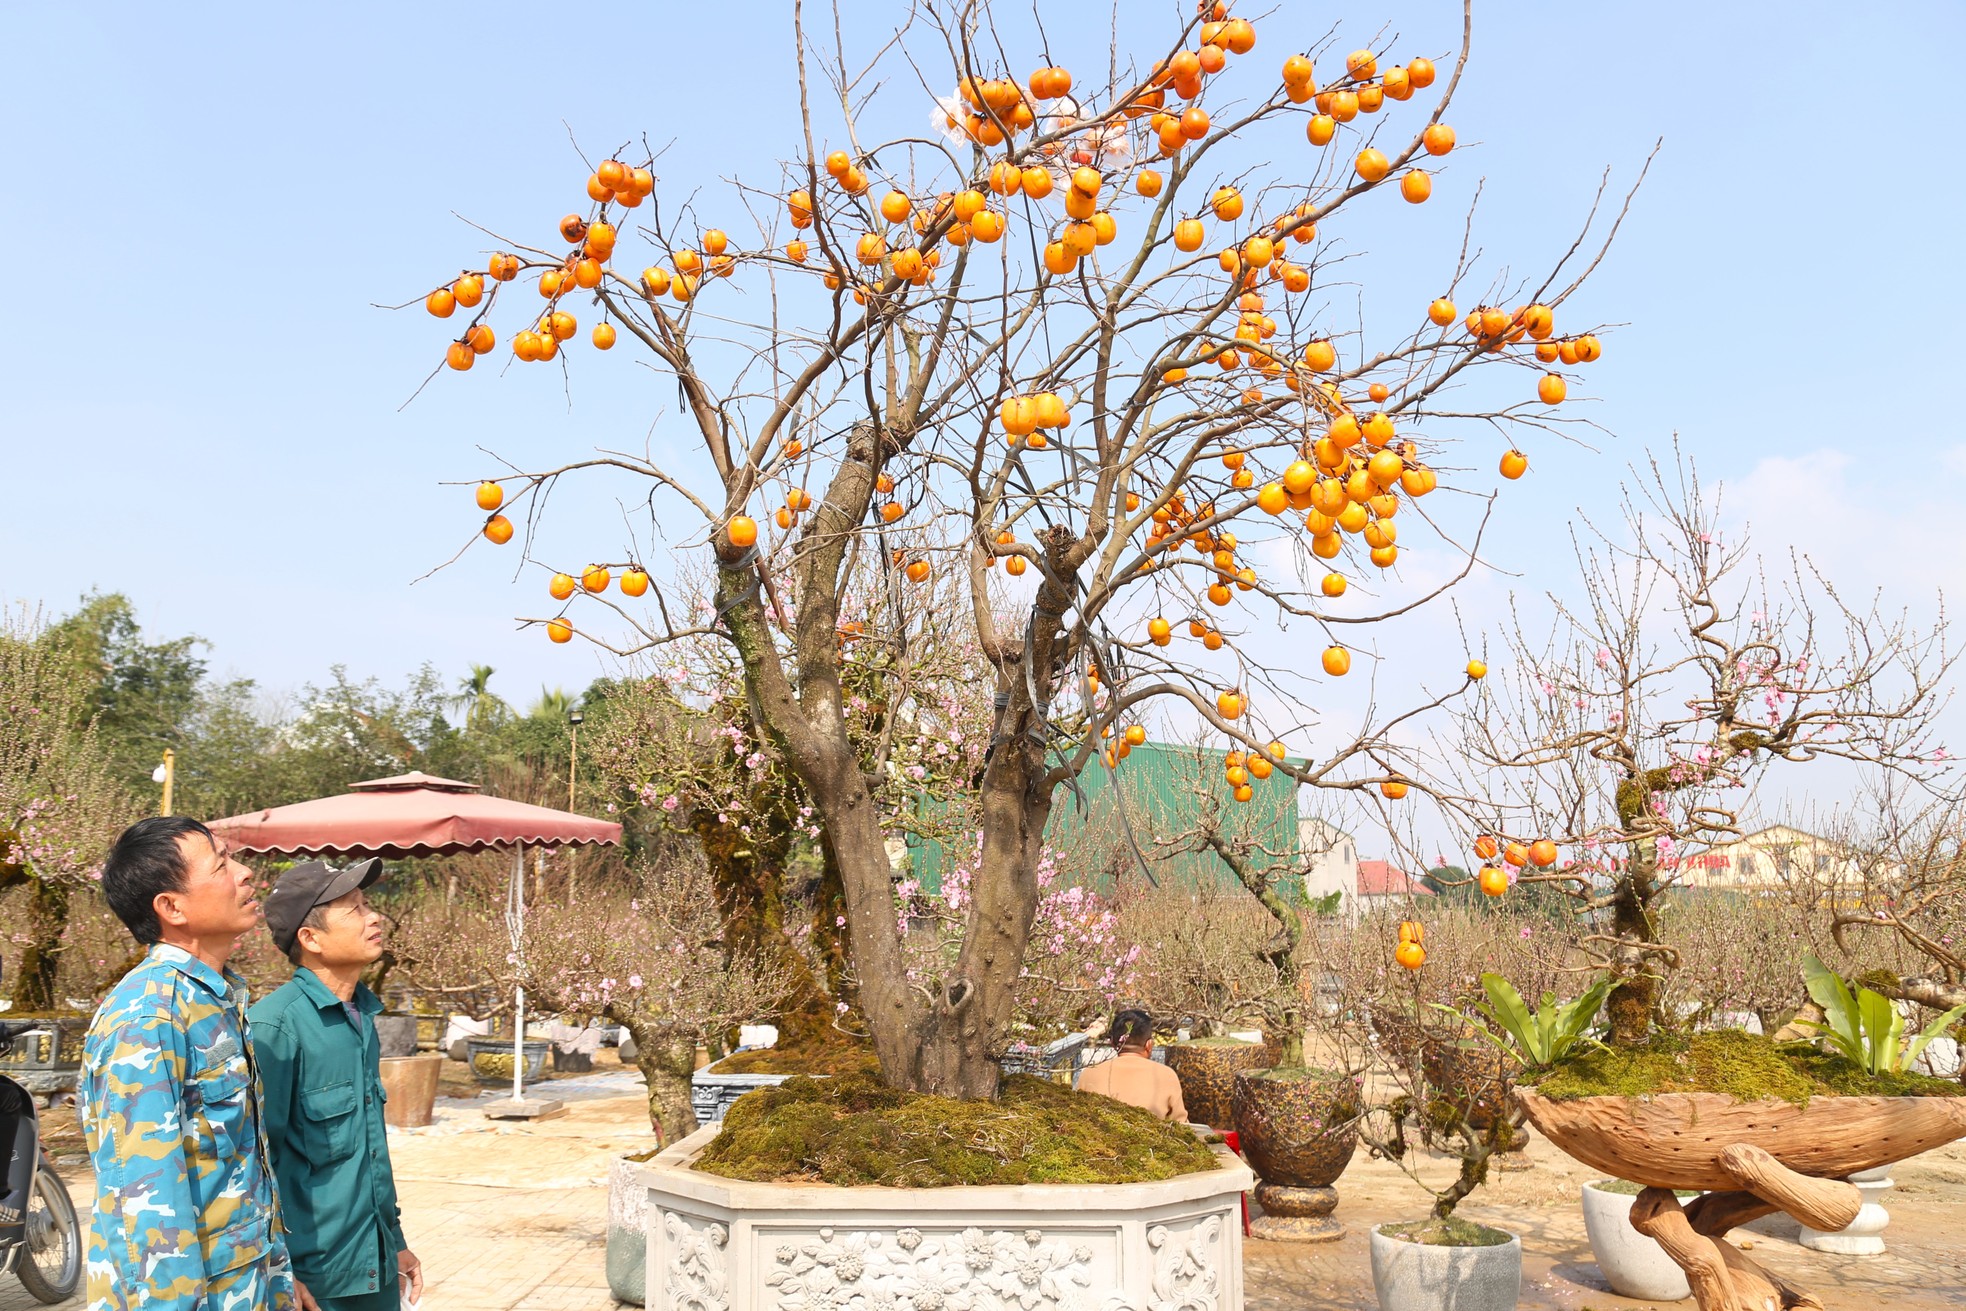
[1447,972,1614,1070]
[1798,953,1966,1077]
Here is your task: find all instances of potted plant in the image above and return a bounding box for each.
[1515,956,1966,1310]
[401,0,1641,1295]
[1354,973,1604,1311]
[1425,468,1966,1309]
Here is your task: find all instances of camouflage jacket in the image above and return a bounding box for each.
[81,944,293,1311]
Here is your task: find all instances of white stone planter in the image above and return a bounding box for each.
[642,1124,1255,1310]
[1579,1181,1690,1301]
[1368,1223,1522,1311]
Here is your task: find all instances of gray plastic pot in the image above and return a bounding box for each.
[1369,1222,1522,1311]
[1580,1180,1691,1301]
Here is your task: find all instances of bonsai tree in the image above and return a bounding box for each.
[412,0,1636,1098]
[1447,462,1954,1047]
[1828,804,1966,1019]
[0,605,136,1012]
[391,855,795,1138]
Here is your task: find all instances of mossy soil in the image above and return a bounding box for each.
[709,1043,882,1077]
[1529,1030,1966,1104]
[1378,1217,1514,1247]
[1174,1036,1267,1048]
[1590,1178,1699,1198]
[692,1072,1222,1187]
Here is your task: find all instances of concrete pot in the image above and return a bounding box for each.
[378,1054,443,1129]
[1579,1181,1691,1301]
[644,1125,1253,1310]
[690,1051,800,1125]
[1799,1163,1894,1254]
[608,1152,654,1305]
[464,1036,551,1086]
[1369,1222,1522,1311]
[374,1014,421,1058]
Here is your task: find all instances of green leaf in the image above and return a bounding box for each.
[1479,973,1543,1064]
[1903,1003,1966,1074]
[1553,975,1615,1054]
[1801,953,1864,1064]
[1857,988,1901,1075]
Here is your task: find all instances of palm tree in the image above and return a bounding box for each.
[448,664,510,735]
[530,687,574,722]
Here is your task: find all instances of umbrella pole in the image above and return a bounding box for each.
[512,845,525,1105]
[484,843,563,1121]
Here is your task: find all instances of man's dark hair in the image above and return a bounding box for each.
[102,817,214,945]
[1107,1008,1155,1048]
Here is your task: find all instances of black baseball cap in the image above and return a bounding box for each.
[264,857,384,957]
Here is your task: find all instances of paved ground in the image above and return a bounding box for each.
[11,1055,1966,1310]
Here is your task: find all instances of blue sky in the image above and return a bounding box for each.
[3,0,1962,823]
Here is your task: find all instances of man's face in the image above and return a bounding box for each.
[157,833,261,941]
[296,888,386,969]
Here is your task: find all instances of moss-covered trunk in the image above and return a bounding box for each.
[8,879,69,1013]
[1606,834,1663,1047]
[691,797,842,1053]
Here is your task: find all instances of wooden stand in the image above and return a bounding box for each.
[1518,1092,1966,1311]
[1627,1144,1858,1311]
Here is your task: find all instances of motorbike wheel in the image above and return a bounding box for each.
[15,1164,82,1304]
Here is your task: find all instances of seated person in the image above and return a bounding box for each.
[1076,1009,1188,1121]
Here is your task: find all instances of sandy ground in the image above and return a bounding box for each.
[10,1051,1966,1310]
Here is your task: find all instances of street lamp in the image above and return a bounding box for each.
[151,750,175,817]
[567,708,584,811]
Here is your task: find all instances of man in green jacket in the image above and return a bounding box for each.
[252,859,424,1311]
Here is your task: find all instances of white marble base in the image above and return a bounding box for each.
[642,1125,1255,1310]
[1800,1164,1892,1255]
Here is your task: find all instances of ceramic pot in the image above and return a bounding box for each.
[1163,1037,1279,1129]
[1580,1180,1691,1301]
[1370,1222,1522,1311]
[1231,1066,1360,1241]
[378,1054,443,1129]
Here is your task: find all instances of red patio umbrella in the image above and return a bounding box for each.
[212,771,621,1117]
[210,771,620,859]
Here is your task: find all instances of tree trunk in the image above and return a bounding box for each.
[1607,836,1663,1047]
[913,687,1056,1099]
[10,879,69,1013]
[622,1018,699,1143]
[690,798,842,1053]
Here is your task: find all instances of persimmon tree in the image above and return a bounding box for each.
[1445,461,1955,1045]
[415,0,1635,1097]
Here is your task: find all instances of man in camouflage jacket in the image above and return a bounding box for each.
[80,817,311,1311]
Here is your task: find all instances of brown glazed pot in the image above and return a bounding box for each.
[1233,1066,1361,1241]
[1163,1037,1281,1130]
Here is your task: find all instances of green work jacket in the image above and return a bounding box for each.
[250,969,405,1299]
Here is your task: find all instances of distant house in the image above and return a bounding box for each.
[1353,860,1434,915]
[1292,819,1430,919]
[1676,824,1877,893]
[1297,817,1359,903]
